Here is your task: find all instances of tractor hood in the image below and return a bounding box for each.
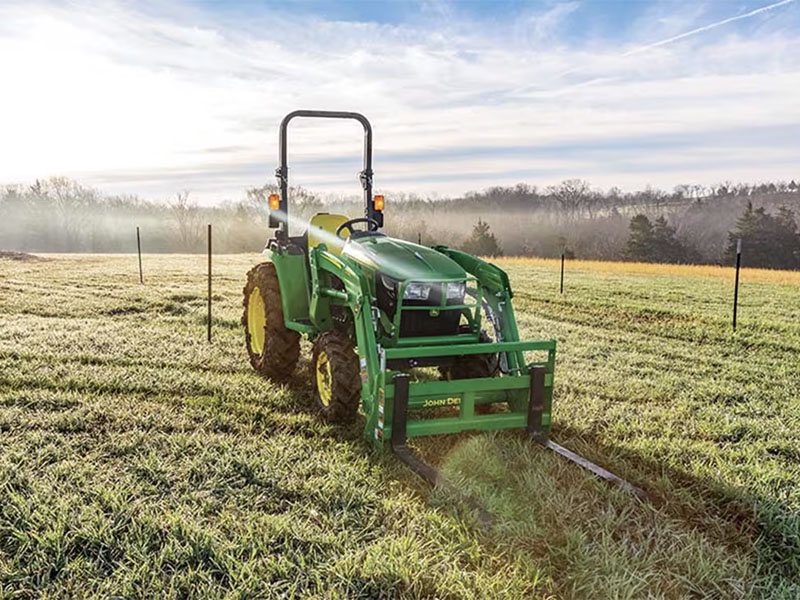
[342,236,466,281]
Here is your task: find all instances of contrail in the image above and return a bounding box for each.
[513,0,795,97]
[622,0,796,57]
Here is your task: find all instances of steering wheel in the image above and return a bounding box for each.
[336,217,379,239]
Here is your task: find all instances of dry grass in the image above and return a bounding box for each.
[497,256,800,286]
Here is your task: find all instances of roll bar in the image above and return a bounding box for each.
[270,110,382,235]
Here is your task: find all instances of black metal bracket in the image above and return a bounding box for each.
[391,373,439,485]
[274,165,288,186]
[527,365,547,442]
[359,168,373,191]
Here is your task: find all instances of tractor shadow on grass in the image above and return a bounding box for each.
[533,423,800,592]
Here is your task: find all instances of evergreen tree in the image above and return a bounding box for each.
[625,215,654,262]
[652,216,677,260]
[725,202,800,269]
[461,218,502,257]
[775,206,800,267]
[626,214,693,263]
[651,216,692,263]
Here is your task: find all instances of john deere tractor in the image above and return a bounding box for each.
[242,110,641,494]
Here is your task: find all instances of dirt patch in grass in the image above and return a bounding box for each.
[160,301,190,316]
[0,250,45,261]
[168,293,202,303]
[105,306,146,316]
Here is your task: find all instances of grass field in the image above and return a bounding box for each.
[1,253,799,599]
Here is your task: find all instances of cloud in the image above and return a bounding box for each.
[516,1,580,48]
[0,0,798,203]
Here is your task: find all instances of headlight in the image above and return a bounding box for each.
[403,282,432,301]
[446,282,466,300]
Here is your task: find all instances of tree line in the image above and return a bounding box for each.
[1,176,798,269]
[622,204,800,269]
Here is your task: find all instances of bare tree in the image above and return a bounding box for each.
[171,191,203,252]
[548,179,591,220]
[36,177,97,251]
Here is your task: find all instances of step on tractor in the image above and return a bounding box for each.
[242,110,642,497]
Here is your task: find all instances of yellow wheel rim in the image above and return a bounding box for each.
[316,351,333,407]
[248,287,266,355]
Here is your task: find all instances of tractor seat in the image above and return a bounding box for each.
[308,213,350,255]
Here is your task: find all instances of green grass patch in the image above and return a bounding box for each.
[0,254,798,598]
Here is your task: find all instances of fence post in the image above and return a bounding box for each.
[560,252,565,295]
[418,232,422,245]
[136,226,143,284]
[207,223,212,343]
[733,238,741,332]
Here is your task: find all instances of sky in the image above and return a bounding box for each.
[0,0,798,204]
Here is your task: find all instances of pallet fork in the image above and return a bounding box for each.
[390,365,645,501]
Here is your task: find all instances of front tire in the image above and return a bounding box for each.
[439,330,499,380]
[242,262,300,382]
[311,331,361,423]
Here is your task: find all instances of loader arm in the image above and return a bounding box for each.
[434,246,525,373]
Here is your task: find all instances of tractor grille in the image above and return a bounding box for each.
[377,274,461,338]
[399,309,460,337]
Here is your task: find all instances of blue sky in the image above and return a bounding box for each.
[0,0,798,203]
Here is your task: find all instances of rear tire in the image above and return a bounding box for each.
[311,331,361,424]
[242,262,300,382]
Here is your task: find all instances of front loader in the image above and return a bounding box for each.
[243,110,642,497]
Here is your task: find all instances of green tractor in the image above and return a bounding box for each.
[243,110,641,494]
